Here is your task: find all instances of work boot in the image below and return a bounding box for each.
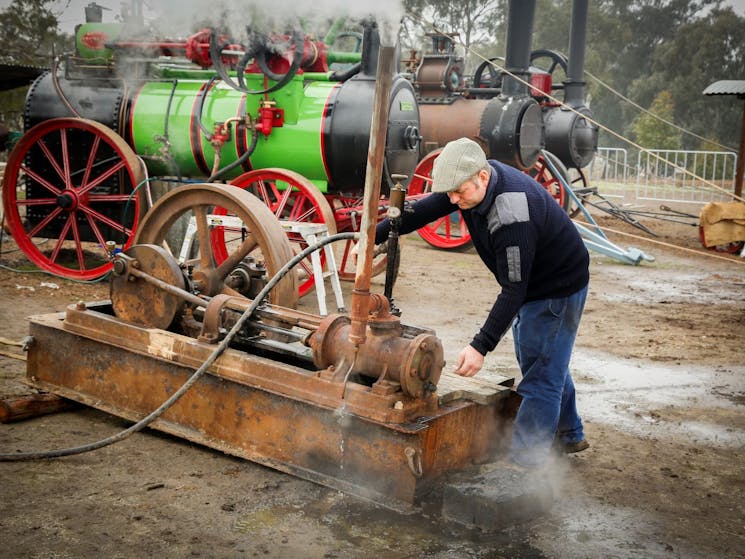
[562,439,590,454]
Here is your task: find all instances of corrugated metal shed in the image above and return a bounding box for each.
[703,80,745,97]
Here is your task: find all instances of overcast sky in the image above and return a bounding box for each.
[0,0,743,34]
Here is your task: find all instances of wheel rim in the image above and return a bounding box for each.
[472,57,502,89]
[1,118,145,279]
[135,183,297,308]
[528,152,571,214]
[699,226,745,254]
[409,150,472,250]
[564,165,588,218]
[217,168,335,298]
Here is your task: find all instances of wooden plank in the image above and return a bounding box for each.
[0,393,77,423]
[437,370,515,406]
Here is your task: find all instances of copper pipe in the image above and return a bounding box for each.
[348,45,395,346]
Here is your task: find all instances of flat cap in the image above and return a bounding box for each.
[431,138,488,193]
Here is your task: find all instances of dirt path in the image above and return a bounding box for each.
[0,216,744,558]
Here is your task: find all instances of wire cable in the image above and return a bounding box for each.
[584,69,736,153]
[406,12,744,204]
[0,231,358,462]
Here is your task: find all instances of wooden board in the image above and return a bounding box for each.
[436,369,516,406]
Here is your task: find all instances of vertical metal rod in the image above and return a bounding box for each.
[735,100,745,198]
[348,45,395,346]
[383,175,407,314]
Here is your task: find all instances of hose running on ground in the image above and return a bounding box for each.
[0,231,358,462]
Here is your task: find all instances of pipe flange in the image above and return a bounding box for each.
[399,333,444,399]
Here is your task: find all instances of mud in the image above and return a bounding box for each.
[0,215,744,558]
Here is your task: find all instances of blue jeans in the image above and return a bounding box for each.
[509,285,588,467]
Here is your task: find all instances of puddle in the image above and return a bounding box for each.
[571,349,745,447]
[593,267,745,306]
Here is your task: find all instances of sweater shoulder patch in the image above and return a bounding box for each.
[487,192,529,233]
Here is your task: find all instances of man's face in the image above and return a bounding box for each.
[446,169,489,210]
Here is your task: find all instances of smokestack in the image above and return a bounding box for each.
[359,21,381,77]
[564,0,589,108]
[501,0,536,97]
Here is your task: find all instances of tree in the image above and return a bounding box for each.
[0,0,67,66]
[630,6,745,151]
[632,90,682,148]
[401,0,507,71]
[0,0,73,139]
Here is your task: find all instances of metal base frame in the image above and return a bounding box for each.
[26,302,515,511]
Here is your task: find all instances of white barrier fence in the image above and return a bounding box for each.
[586,147,738,205]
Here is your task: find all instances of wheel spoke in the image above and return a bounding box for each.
[60,129,72,188]
[274,185,293,217]
[339,239,353,273]
[81,135,102,188]
[215,235,258,278]
[194,206,215,269]
[78,160,127,195]
[85,212,110,250]
[36,137,68,188]
[79,205,134,235]
[27,206,65,238]
[69,216,87,270]
[20,164,64,196]
[15,197,58,207]
[87,193,136,203]
[49,216,73,265]
[428,215,448,231]
[256,180,271,207]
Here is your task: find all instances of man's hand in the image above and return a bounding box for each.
[453,345,484,377]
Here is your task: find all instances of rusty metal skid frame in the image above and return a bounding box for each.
[26,302,514,510]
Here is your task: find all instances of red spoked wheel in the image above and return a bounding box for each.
[698,226,745,254]
[1,118,145,280]
[329,193,389,281]
[528,151,573,214]
[212,168,336,298]
[408,149,473,251]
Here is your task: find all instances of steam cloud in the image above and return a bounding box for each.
[145,0,404,46]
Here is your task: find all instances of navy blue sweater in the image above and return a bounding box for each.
[375,160,589,354]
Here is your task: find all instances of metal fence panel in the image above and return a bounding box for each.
[586,148,737,206]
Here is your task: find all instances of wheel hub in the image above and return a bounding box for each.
[56,191,78,210]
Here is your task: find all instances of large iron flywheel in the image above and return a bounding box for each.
[134,183,298,309]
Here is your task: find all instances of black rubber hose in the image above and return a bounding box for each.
[254,28,304,90]
[196,76,220,138]
[0,231,358,462]
[207,117,258,182]
[163,79,177,139]
[210,29,299,96]
[209,30,253,94]
[329,62,361,82]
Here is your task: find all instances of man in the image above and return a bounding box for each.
[374,137,590,468]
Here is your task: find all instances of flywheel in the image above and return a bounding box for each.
[133,183,298,309]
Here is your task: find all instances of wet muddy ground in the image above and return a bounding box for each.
[0,215,744,558]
